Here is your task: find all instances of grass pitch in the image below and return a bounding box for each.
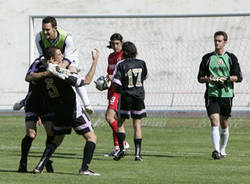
[0,116,250,184]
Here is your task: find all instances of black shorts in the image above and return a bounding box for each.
[117,95,147,119]
[52,102,93,135]
[205,97,233,117]
[25,112,54,122]
[24,92,54,122]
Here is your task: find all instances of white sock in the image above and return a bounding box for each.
[75,86,90,107]
[220,127,229,156]
[211,126,220,152]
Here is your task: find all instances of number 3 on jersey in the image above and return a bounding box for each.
[44,78,59,98]
[127,68,142,88]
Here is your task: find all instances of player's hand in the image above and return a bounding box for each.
[47,63,69,80]
[209,76,228,85]
[91,48,99,62]
[47,63,58,73]
[106,74,113,81]
[218,76,229,83]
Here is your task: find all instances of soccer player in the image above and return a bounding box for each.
[33,47,100,175]
[13,16,93,114]
[112,41,148,161]
[104,33,129,157]
[18,56,55,173]
[198,31,242,159]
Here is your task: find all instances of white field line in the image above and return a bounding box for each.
[0,145,203,155]
[2,145,250,157]
[0,145,231,156]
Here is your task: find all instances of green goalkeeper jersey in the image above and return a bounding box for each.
[208,53,233,98]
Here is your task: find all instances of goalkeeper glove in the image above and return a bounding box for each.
[210,76,229,85]
[47,63,69,80]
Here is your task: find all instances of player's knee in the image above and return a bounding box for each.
[211,119,220,126]
[87,133,97,144]
[209,116,220,126]
[92,134,97,143]
[105,113,113,124]
[133,123,141,131]
[105,113,109,122]
[221,123,228,129]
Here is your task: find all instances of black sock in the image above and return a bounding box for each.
[134,139,142,157]
[45,136,54,147]
[21,135,34,162]
[117,132,126,151]
[81,141,96,171]
[36,143,57,170]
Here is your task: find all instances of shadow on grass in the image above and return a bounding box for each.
[28,154,108,161]
[0,169,80,176]
[10,150,177,160]
[0,169,20,173]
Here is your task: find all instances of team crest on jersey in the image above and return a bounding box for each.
[117,57,122,62]
[218,60,223,65]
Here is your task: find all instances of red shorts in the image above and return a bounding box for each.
[108,92,120,111]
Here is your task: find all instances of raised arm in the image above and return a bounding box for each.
[84,49,99,85]
[64,49,99,87]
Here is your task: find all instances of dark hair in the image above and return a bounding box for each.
[44,47,60,60]
[122,41,137,59]
[42,16,57,27]
[107,33,123,48]
[214,31,228,41]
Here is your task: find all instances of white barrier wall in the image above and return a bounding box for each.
[30,15,250,111]
[1,0,250,110]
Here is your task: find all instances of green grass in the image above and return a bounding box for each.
[0,116,250,184]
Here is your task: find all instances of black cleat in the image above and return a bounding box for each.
[212,150,221,160]
[113,150,125,161]
[45,160,54,173]
[135,155,143,161]
[18,160,27,173]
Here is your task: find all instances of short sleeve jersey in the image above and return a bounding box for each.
[113,58,148,99]
[26,57,47,96]
[208,53,233,97]
[107,51,123,99]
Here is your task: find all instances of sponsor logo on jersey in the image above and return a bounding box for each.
[117,57,122,62]
[213,66,228,72]
[218,60,223,65]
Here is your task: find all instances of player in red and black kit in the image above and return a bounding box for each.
[104,33,129,157]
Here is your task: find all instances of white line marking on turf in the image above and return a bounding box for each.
[2,145,249,157]
[0,145,208,156]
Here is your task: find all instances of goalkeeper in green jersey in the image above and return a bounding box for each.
[197,31,242,159]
